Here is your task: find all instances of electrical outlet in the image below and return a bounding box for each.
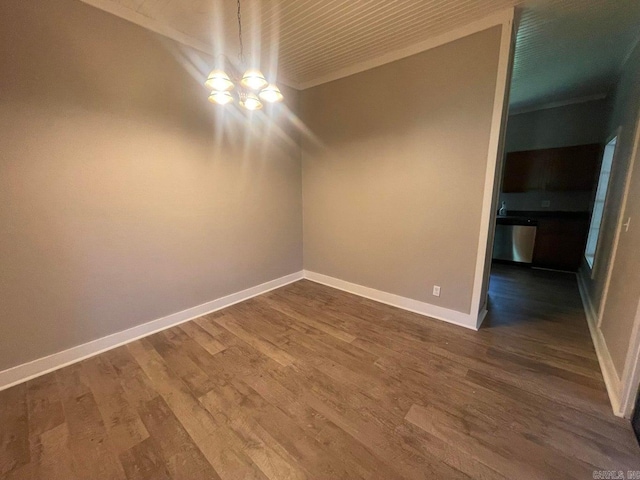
[432,285,441,297]
[541,200,551,208]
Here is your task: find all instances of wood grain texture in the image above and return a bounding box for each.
[1,265,638,479]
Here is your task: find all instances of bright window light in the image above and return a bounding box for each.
[585,136,617,270]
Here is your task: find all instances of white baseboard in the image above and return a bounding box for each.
[576,271,623,417]
[477,307,489,329]
[303,270,479,330]
[0,271,304,392]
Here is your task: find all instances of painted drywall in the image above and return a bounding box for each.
[301,26,503,315]
[591,40,640,376]
[506,99,612,153]
[500,99,612,212]
[0,0,303,372]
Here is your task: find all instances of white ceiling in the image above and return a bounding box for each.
[83,0,640,110]
[511,0,640,110]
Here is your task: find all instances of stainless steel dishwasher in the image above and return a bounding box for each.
[492,217,537,264]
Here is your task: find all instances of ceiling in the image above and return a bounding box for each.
[82,0,640,111]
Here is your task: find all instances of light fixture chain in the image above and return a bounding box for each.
[206,0,282,109]
[237,0,245,64]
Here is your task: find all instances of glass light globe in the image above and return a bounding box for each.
[241,69,268,90]
[208,90,233,105]
[241,93,263,110]
[259,84,284,103]
[205,70,233,91]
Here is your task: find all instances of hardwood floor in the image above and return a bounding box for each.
[1,265,639,479]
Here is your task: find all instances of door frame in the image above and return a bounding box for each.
[599,110,640,417]
[595,127,624,325]
[621,301,640,417]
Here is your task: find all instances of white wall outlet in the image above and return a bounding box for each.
[541,200,551,208]
[432,285,441,297]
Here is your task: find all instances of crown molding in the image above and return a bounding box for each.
[79,0,214,55]
[80,1,513,92]
[298,8,515,90]
[78,0,299,89]
[509,93,609,116]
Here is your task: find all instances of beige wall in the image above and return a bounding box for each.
[583,40,640,376]
[0,0,303,372]
[301,26,503,315]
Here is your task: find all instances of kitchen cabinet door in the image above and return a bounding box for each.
[544,144,601,191]
[532,218,590,271]
[502,150,547,192]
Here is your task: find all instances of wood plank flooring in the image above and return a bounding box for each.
[1,264,639,479]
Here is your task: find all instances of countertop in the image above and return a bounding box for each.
[499,210,591,220]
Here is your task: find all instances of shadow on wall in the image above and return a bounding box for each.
[0,0,307,372]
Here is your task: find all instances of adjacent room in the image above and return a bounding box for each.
[1,0,640,478]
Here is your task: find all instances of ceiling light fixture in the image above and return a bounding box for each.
[206,0,283,110]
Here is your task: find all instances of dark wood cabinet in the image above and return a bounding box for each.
[503,144,601,193]
[544,144,601,191]
[502,150,547,192]
[532,217,590,271]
